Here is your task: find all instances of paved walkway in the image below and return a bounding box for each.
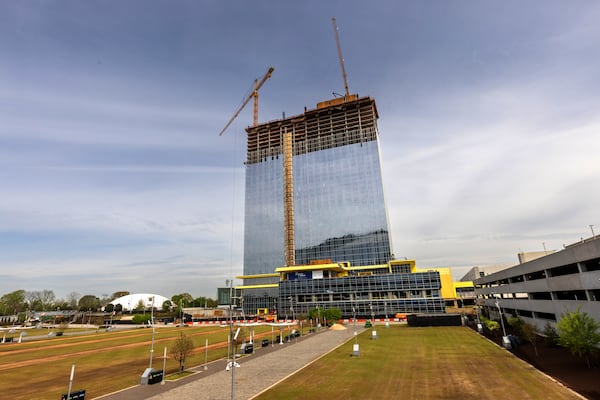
[97,326,358,400]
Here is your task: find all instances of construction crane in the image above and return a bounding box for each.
[332,17,350,98]
[318,18,357,109]
[218,66,275,136]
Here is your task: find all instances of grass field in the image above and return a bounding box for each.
[2,324,585,400]
[0,324,273,400]
[254,326,582,400]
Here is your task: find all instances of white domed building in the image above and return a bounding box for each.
[108,293,169,312]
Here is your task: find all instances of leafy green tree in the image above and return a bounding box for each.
[322,308,342,324]
[0,290,26,314]
[162,300,173,312]
[171,332,195,371]
[132,314,151,324]
[542,322,559,347]
[557,307,600,368]
[54,300,70,310]
[193,296,218,308]
[172,293,194,307]
[30,299,44,311]
[78,295,101,311]
[111,291,130,300]
[485,319,500,335]
[104,303,114,313]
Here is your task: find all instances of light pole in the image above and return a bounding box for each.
[66,364,75,400]
[316,305,320,329]
[179,299,183,325]
[226,279,239,400]
[475,297,483,333]
[495,301,510,349]
[288,296,295,322]
[384,302,389,328]
[161,346,167,385]
[149,297,155,369]
[352,307,357,343]
[352,305,360,357]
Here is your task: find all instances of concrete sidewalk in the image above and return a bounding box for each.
[96,326,358,400]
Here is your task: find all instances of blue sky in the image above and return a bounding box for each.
[2,1,599,300]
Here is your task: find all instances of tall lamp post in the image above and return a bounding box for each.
[352,305,360,356]
[316,305,320,329]
[149,296,155,369]
[495,300,510,349]
[226,279,240,400]
[384,302,389,328]
[288,296,295,322]
[352,289,359,355]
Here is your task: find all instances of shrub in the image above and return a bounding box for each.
[556,307,600,368]
[132,314,151,324]
[508,316,524,335]
[485,320,500,335]
[542,322,559,347]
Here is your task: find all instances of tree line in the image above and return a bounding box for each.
[0,289,218,315]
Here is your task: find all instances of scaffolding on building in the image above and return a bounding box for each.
[245,96,379,165]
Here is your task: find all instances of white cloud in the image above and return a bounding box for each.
[1,1,600,298]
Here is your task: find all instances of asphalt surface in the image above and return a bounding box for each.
[95,326,359,400]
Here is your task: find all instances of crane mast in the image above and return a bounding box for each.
[283,128,295,266]
[218,66,275,136]
[317,18,357,109]
[332,17,350,98]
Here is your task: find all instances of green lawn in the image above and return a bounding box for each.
[0,324,273,400]
[254,326,581,400]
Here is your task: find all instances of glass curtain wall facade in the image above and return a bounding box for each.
[279,271,445,318]
[243,97,392,277]
[242,96,394,315]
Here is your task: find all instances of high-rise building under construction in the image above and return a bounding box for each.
[237,95,446,318]
[243,95,393,277]
[227,19,446,318]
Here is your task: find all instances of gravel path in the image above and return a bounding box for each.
[97,326,358,400]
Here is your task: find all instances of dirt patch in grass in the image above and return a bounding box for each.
[481,330,600,400]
